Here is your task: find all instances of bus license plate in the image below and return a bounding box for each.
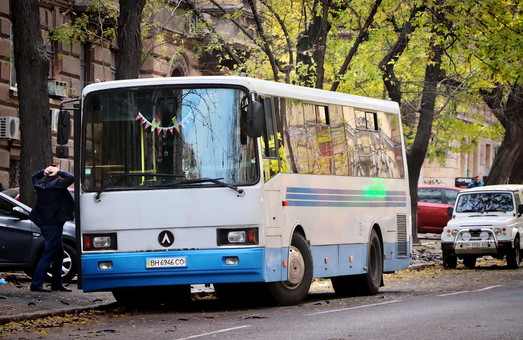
[146,257,186,268]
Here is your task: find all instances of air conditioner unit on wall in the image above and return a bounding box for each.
[48,80,68,97]
[0,117,20,140]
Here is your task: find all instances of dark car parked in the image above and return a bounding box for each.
[0,192,77,282]
[417,185,460,233]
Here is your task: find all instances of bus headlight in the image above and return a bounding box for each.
[83,233,118,251]
[218,228,258,246]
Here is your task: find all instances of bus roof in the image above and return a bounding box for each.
[82,76,400,114]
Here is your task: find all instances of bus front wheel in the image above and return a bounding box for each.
[268,233,313,306]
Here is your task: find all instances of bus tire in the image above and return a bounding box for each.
[268,233,313,306]
[359,229,383,296]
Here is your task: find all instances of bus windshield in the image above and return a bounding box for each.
[82,86,258,191]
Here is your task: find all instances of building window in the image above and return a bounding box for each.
[485,143,492,166]
[9,21,17,91]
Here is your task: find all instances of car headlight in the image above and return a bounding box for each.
[451,229,459,236]
[480,231,489,240]
[461,232,471,241]
[494,228,501,236]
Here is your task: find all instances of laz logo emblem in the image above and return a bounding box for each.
[158,230,174,247]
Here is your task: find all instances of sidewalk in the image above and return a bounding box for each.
[0,273,115,325]
[0,235,442,325]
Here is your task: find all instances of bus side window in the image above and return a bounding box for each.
[262,97,279,180]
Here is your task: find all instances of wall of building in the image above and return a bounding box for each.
[419,138,499,188]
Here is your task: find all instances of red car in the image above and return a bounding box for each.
[417,185,460,233]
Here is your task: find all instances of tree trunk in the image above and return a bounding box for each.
[10,0,51,206]
[116,0,146,80]
[406,43,443,243]
[481,84,523,185]
[296,1,331,88]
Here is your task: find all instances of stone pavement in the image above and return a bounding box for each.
[0,234,442,326]
[0,273,115,325]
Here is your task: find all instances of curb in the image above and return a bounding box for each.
[0,302,116,326]
[408,262,437,270]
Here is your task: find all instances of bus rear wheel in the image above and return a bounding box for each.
[332,230,382,296]
[360,230,383,295]
[268,233,313,306]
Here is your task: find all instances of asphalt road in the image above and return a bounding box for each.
[2,261,521,340]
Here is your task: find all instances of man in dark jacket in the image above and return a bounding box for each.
[29,165,74,292]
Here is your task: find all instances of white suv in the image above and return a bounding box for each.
[441,185,523,269]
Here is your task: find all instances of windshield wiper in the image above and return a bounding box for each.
[95,173,184,200]
[171,177,244,196]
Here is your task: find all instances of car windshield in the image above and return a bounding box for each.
[82,86,258,191]
[455,192,514,213]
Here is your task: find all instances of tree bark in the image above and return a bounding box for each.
[116,0,146,80]
[296,0,332,87]
[10,0,51,206]
[480,84,523,184]
[330,0,382,92]
[406,42,444,243]
[377,5,424,103]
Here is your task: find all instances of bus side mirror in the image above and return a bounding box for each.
[57,110,71,145]
[246,100,263,138]
[518,204,523,215]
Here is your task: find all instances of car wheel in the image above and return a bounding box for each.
[26,243,77,282]
[442,253,457,269]
[45,243,77,283]
[463,256,476,269]
[268,233,313,305]
[506,236,521,269]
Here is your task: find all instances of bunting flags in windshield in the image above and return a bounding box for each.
[135,111,194,135]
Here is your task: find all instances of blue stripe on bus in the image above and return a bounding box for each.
[286,193,406,202]
[285,187,408,207]
[287,187,407,196]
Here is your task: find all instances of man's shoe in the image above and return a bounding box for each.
[30,285,51,292]
[51,284,72,292]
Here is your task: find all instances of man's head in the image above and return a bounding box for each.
[474,176,482,183]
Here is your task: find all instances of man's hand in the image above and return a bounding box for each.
[44,166,59,177]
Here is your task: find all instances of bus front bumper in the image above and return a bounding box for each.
[81,248,265,292]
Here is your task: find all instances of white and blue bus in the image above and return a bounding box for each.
[60,76,411,305]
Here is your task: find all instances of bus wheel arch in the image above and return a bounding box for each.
[268,231,313,305]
